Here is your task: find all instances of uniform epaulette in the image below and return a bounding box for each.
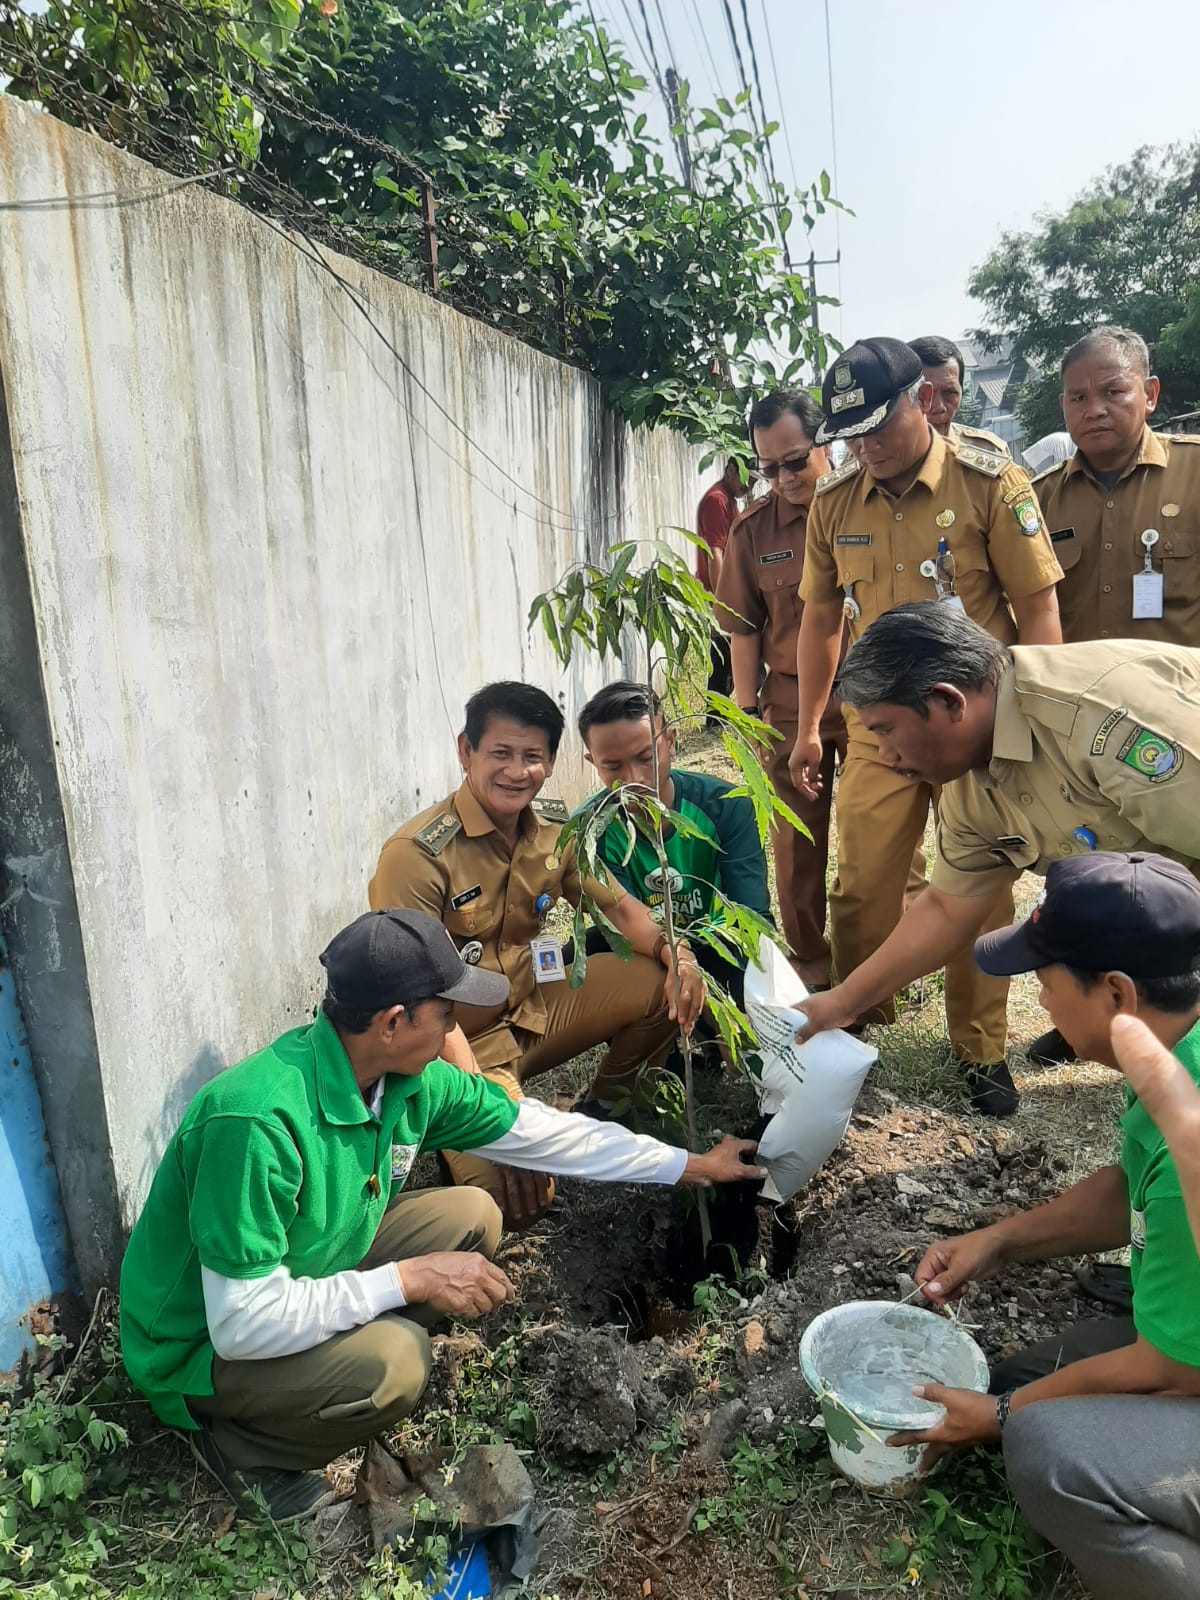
[953,423,1010,456]
[814,455,861,495]
[1029,459,1068,486]
[532,797,569,823]
[1167,432,1200,445]
[954,443,1008,478]
[413,812,462,856]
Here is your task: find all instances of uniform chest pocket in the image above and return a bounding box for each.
[1157,526,1199,561]
[1048,529,1082,571]
[755,550,802,592]
[445,902,500,943]
[836,548,874,588]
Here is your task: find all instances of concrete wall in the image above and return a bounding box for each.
[0,101,705,1285]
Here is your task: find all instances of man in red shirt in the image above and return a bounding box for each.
[696,459,747,717]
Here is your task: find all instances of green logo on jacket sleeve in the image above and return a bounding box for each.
[1117,726,1182,782]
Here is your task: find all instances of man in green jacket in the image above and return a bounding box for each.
[576,681,771,1008]
[120,909,762,1523]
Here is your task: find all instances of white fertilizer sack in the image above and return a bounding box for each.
[745,938,878,1202]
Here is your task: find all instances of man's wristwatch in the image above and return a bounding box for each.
[994,1389,1017,1430]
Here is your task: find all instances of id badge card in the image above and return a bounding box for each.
[1132,571,1164,619]
[530,935,566,982]
[937,592,966,614]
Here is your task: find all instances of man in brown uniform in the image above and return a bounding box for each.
[909,335,1010,455]
[790,338,1064,1114]
[369,682,705,1227]
[714,389,845,988]
[795,605,1200,1058]
[1026,324,1200,1064]
[1033,326,1200,648]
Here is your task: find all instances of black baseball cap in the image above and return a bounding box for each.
[974,853,1200,980]
[817,337,924,443]
[320,908,509,1012]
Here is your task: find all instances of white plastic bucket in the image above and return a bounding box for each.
[799,1300,989,1494]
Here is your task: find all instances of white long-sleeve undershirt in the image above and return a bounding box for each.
[201,1099,687,1361]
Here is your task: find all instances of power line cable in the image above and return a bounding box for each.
[585,0,634,143]
[822,0,844,327]
[757,0,800,197]
[684,0,726,104]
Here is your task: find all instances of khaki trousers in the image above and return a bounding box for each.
[830,735,1012,1064]
[763,703,845,967]
[187,1186,502,1471]
[443,951,675,1192]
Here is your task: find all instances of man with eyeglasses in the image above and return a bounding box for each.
[788,339,1064,1115]
[714,389,845,988]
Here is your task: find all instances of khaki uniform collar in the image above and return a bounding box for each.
[987,661,1033,770]
[772,491,810,529]
[860,423,944,502]
[1066,425,1167,485]
[454,779,539,842]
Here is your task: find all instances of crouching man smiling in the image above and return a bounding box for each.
[120,909,761,1523]
[888,853,1200,1600]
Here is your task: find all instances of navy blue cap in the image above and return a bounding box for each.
[817,337,924,442]
[974,853,1200,979]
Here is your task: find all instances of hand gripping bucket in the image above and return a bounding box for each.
[800,1300,989,1493]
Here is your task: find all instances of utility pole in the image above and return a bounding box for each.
[806,250,840,380]
[664,67,692,190]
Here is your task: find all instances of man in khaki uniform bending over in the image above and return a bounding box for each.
[370,682,705,1229]
[789,338,1063,1116]
[796,604,1200,1071]
[1025,324,1200,1069]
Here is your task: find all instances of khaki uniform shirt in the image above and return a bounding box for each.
[800,429,1063,652]
[369,783,620,1068]
[949,421,1010,456]
[1033,427,1200,646]
[714,489,810,718]
[932,641,1200,899]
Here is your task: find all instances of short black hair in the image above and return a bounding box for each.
[747,388,824,443]
[578,679,663,741]
[835,602,1008,714]
[462,682,564,756]
[1060,325,1151,380]
[908,336,965,383]
[321,990,445,1034]
[1065,968,1200,1016]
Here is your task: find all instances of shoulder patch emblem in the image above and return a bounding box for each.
[1116,725,1182,783]
[1006,488,1043,535]
[815,455,861,495]
[955,444,1007,478]
[1090,707,1128,756]
[532,796,570,823]
[414,812,462,856]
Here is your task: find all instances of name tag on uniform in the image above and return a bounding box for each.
[1050,527,1076,544]
[530,936,566,982]
[835,534,872,546]
[759,549,793,565]
[450,884,483,910]
[1132,571,1164,619]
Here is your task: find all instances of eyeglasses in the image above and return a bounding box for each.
[755,449,814,479]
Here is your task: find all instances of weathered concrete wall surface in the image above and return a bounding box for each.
[0,101,704,1281]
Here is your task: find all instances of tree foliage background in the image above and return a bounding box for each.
[0,0,837,455]
[968,140,1200,439]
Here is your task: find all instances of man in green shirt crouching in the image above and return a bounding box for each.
[576,681,772,1010]
[885,853,1200,1600]
[120,909,762,1523]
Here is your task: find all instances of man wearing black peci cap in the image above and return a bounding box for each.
[788,336,1064,1115]
[119,909,762,1524]
[885,853,1200,1600]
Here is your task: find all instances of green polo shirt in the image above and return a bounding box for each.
[1122,1017,1200,1367]
[584,769,770,931]
[119,1012,519,1428]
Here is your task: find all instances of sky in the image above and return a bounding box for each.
[589,0,1200,350]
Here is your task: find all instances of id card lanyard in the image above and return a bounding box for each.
[1132,527,1164,619]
